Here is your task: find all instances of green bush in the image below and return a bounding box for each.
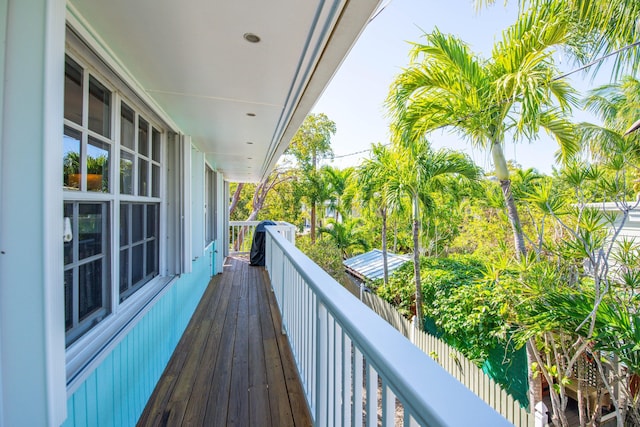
[296,235,352,287]
[374,255,510,362]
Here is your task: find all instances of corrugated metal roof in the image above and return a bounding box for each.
[343,249,410,281]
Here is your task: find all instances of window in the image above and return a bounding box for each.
[205,167,216,246]
[64,202,110,346]
[63,53,163,346]
[119,203,159,302]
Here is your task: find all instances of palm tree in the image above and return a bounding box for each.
[387,5,578,260]
[384,138,480,329]
[319,218,369,259]
[477,0,640,75]
[323,166,354,222]
[581,76,640,160]
[387,6,579,413]
[358,144,398,284]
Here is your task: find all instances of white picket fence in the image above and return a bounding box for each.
[360,291,534,427]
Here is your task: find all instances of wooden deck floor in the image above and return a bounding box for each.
[137,256,312,427]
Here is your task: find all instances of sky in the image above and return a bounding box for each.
[311,0,612,175]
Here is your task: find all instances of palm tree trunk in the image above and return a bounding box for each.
[491,142,526,258]
[412,196,423,329]
[500,179,527,258]
[381,207,389,284]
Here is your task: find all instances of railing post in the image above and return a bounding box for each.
[316,303,327,427]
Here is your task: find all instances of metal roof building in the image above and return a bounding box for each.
[343,249,411,282]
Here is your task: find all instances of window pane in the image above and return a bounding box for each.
[64,268,73,331]
[138,118,149,156]
[78,203,104,260]
[119,249,129,294]
[78,259,103,321]
[64,203,73,265]
[120,150,134,195]
[88,76,111,137]
[152,165,160,197]
[138,159,148,196]
[152,128,161,161]
[63,127,81,190]
[120,103,135,150]
[132,244,144,285]
[132,204,144,243]
[120,203,129,247]
[64,57,83,125]
[146,204,157,238]
[87,137,110,192]
[146,241,157,276]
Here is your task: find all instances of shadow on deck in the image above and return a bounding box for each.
[137,256,312,426]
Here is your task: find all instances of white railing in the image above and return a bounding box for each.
[265,227,513,427]
[229,220,296,253]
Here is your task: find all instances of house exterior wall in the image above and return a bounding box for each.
[0,0,68,425]
[62,254,211,427]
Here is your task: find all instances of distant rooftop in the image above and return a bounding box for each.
[343,249,410,282]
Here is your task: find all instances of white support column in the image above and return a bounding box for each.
[0,0,67,425]
[180,135,192,273]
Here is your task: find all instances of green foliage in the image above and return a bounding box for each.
[374,255,509,362]
[296,235,352,287]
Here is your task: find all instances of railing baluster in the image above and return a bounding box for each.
[382,380,396,427]
[353,348,363,427]
[366,361,377,427]
[342,334,352,427]
[316,302,328,426]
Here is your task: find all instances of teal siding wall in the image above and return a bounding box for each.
[62,254,211,427]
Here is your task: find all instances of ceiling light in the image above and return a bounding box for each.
[247,157,253,160]
[243,33,261,43]
[246,141,254,145]
[246,112,256,117]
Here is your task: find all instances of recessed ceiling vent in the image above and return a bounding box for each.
[243,33,261,43]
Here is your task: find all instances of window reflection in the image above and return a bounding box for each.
[64,57,83,125]
[121,103,135,150]
[138,159,148,196]
[87,137,110,192]
[120,150,134,195]
[63,127,81,190]
[152,128,161,161]
[88,77,111,137]
[138,118,149,156]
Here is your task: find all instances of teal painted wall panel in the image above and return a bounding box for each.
[63,255,211,426]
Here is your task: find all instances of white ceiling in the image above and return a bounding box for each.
[68,0,381,182]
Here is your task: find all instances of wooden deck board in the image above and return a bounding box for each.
[137,256,312,427]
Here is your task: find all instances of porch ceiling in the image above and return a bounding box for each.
[68,0,381,182]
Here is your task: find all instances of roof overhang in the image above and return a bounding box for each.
[67,0,381,182]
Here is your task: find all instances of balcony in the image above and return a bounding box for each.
[139,223,512,426]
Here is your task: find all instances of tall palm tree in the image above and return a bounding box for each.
[358,144,398,284]
[387,4,578,260]
[387,6,579,412]
[384,138,480,329]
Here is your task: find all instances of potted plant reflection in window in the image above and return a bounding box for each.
[87,154,108,191]
[63,151,80,190]
[63,151,109,192]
